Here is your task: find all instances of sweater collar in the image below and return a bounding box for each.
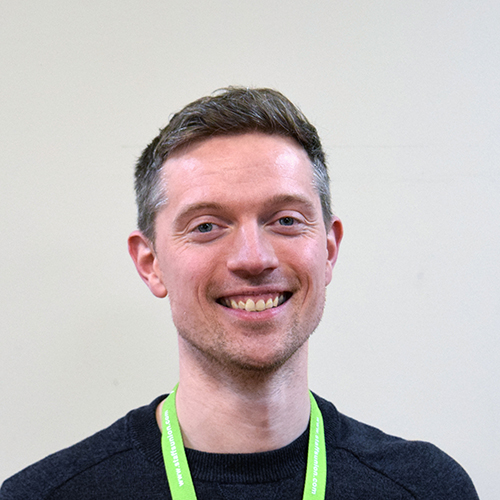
[129,393,337,484]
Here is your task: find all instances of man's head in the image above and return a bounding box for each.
[129,88,342,373]
[134,87,332,243]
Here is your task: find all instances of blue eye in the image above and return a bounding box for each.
[197,223,213,233]
[279,217,295,226]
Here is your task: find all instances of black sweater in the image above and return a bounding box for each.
[0,394,479,499]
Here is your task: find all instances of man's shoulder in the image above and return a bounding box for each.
[0,416,130,500]
[0,397,162,500]
[315,394,479,499]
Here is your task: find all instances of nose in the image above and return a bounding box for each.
[226,222,279,277]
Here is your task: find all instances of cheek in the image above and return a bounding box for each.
[289,240,328,277]
[162,251,217,302]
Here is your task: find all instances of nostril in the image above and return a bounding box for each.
[227,250,279,276]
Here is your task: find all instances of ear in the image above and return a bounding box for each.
[128,230,168,298]
[325,217,343,286]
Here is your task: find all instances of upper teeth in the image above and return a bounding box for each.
[222,295,286,312]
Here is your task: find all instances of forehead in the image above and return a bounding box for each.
[160,133,317,211]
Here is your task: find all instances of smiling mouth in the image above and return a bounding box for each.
[217,293,292,312]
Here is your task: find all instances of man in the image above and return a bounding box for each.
[1,87,478,499]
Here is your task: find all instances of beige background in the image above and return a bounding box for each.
[1,1,498,498]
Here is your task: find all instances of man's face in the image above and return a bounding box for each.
[145,133,341,372]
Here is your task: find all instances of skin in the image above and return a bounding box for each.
[129,132,342,453]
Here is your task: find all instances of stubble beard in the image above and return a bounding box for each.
[176,296,326,380]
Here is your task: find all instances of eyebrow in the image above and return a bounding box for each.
[265,194,317,213]
[174,202,226,226]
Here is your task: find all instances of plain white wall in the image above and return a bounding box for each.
[1,1,498,498]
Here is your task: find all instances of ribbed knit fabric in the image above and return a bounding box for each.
[0,394,479,499]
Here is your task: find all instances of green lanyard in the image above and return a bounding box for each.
[161,385,326,499]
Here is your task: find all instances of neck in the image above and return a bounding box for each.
[157,339,310,454]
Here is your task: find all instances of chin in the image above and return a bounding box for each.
[212,338,308,376]
[177,314,315,376]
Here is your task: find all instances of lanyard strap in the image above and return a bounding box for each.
[161,386,326,499]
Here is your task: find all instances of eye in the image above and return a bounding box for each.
[196,222,213,233]
[278,216,295,226]
[188,219,227,242]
